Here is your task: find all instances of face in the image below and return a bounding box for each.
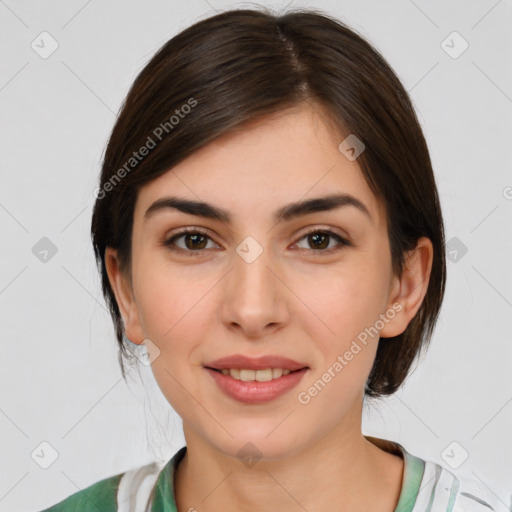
[106,101,428,461]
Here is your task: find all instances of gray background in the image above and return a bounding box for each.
[1,0,511,510]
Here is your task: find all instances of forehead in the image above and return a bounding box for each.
[134,102,385,229]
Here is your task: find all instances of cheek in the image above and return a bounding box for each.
[293,261,388,347]
[133,260,214,384]
[133,255,213,340]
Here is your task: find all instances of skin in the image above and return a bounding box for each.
[106,100,433,512]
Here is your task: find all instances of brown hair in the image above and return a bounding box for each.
[91,6,446,399]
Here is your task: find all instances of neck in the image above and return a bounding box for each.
[174,423,404,512]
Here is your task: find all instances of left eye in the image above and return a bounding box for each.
[295,230,349,253]
[162,228,349,255]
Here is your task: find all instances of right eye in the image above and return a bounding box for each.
[162,228,220,255]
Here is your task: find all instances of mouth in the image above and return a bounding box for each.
[204,366,309,404]
[205,366,307,382]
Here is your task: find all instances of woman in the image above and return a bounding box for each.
[40,6,498,512]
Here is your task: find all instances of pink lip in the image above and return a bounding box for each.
[205,354,308,371]
[205,367,308,404]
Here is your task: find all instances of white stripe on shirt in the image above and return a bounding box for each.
[117,461,164,512]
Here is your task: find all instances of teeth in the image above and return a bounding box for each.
[228,368,240,379]
[219,368,292,381]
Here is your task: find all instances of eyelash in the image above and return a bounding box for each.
[162,227,351,257]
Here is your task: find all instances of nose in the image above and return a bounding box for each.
[220,242,289,338]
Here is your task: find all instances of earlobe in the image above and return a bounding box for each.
[380,237,433,338]
[104,247,145,344]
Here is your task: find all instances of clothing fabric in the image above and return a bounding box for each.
[39,436,499,512]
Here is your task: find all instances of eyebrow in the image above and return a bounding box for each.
[143,193,372,225]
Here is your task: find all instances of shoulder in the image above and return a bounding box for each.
[38,473,122,512]
[416,458,500,512]
[38,461,163,512]
[377,437,502,512]
[450,472,501,512]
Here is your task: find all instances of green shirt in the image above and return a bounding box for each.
[39,439,498,511]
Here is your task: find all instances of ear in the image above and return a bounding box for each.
[104,247,145,344]
[380,237,434,338]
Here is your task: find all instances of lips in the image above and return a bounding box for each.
[204,354,309,372]
[205,366,308,404]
